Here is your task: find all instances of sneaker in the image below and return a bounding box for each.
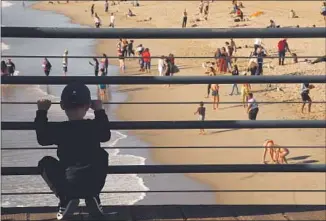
[57,199,80,220]
[85,195,104,217]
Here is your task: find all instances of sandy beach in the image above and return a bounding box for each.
[32,0,326,205]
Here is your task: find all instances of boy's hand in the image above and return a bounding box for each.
[37,99,52,111]
[91,100,103,111]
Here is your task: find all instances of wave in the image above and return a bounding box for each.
[1,1,13,8]
[1,42,10,51]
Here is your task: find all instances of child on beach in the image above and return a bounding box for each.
[36,82,110,220]
[247,92,259,120]
[211,84,219,110]
[263,140,289,164]
[300,83,315,113]
[194,101,206,135]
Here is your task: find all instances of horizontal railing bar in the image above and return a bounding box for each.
[2,146,325,150]
[2,120,326,130]
[2,189,325,195]
[2,76,326,85]
[6,0,324,1]
[1,55,324,59]
[2,165,326,175]
[2,27,326,39]
[2,101,326,105]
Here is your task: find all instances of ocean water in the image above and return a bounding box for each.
[1,1,216,207]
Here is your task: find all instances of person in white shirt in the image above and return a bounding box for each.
[247,93,259,120]
[94,13,101,28]
[254,38,262,54]
[158,56,165,76]
[109,13,115,28]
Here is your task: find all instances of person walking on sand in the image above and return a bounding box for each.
[104,0,109,12]
[142,48,151,73]
[102,54,109,76]
[247,93,259,120]
[42,58,52,76]
[277,38,291,65]
[158,56,165,76]
[94,13,101,28]
[127,40,135,57]
[230,64,240,95]
[89,57,99,76]
[199,0,204,14]
[205,67,216,98]
[62,49,68,76]
[321,2,326,21]
[118,49,125,73]
[182,9,188,28]
[109,13,115,28]
[91,4,95,16]
[253,38,262,54]
[194,101,206,135]
[6,59,16,76]
[211,84,219,110]
[218,47,228,74]
[300,83,315,113]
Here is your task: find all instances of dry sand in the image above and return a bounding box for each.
[32,1,326,204]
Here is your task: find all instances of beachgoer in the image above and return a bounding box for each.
[117,49,125,73]
[127,40,135,57]
[104,0,108,12]
[91,4,95,16]
[169,53,175,76]
[98,70,107,100]
[103,54,109,76]
[290,9,298,18]
[255,47,266,76]
[218,47,228,73]
[194,101,206,135]
[109,13,115,28]
[230,65,240,95]
[225,42,233,70]
[267,19,277,28]
[211,84,219,110]
[241,80,251,108]
[203,1,209,20]
[205,67,216,98]
[254,38,262,54]
[236,8,243,20]
[274,145,289,164]
[136,44,144,71]
[63,49,68,76]
[36,82,110,220]
[230,38,237,54]
[321,2,326,21]
[42,58,52,76]
[1,60,8,76]
[248,53,258,76]
[263,139,278,164]
[214,48,221,60]
[127,9,136,17]
[158,56,165,76]
[247,92,259,120]
[182,9,188,28]
[122,39,128,57]
[94,13,101,28]
[199,0,204,14]
[277,38,291,65]
[89,57,99,77]
[6,59,15,76]
[301,83,314,113]
[163,57,173,87]
[142,48,151,73]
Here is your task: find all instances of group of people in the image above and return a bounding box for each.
[91,3,115,28]
[1,59,16,76]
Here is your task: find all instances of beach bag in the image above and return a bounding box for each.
[172,65,180,73]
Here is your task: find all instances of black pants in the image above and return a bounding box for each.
[104,65,108,76]
[248,108,259,120]
[128,49,135,57]
[182,17,187,28]
[44,70,50,76]
[38,154,108,200]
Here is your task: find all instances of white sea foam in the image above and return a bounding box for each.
[1,42,10,51]
[1,1,13,8]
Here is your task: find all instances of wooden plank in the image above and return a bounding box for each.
[130,205,184,221]
[1,213,28,221]
[236,214,287,221]
[284,210,326,221]
[181,205,237,221]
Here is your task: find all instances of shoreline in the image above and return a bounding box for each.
[30,0,326,205]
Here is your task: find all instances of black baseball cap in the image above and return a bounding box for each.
[61,82,91,108]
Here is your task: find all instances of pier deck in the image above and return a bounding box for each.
[2,205,326,221]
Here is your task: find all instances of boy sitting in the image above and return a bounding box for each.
[35,82,111,220]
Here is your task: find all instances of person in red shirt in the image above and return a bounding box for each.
[142,48,151,73]
[277,38,291,65]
